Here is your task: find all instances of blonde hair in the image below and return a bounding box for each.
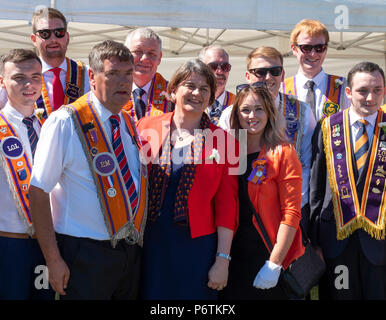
[290,19,329,45]
[230,85,287,151]
[246,46,283,70]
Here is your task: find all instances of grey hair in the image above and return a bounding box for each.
[198,45,229,62]
[124,27,162,51]
[89,40,134,73]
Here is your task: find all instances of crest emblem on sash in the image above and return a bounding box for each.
[93,152,117,176]
[323,101,340,117]
[65,82,81,101]
[0,126,7,134]
[332,124,341,137]
[1,136,24,159]
[17,168,27,181]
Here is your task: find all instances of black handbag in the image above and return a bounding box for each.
[247,195,325,299]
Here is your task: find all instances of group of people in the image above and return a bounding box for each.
[0,6,385,301]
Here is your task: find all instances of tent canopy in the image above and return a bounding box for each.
[0,0,384,91]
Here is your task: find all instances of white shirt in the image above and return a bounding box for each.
[291,69,351,121]
[0,103,41,233]
[30,92,140,240]
[41,58,90,104]
[349,108,378,150]
[218,94,316,208]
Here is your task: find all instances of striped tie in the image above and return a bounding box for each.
[354,119,369,176]
[110,115,138,212]
[22,116,38,160]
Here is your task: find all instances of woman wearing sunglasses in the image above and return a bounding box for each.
[137,59,238,299]
[221,83,305,300]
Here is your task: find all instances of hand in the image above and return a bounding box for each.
[207,256,229,291]
[253,260,281,289]
[46,257,70,296]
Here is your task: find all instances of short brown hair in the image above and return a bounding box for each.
[347,61,385,89]
[230,85,286,150]
[290,19,329,45]
[0,49,41,75]
[167,59,217,106]
[246,47,283,70]
[89,40,134,74]
[31,7,67,33]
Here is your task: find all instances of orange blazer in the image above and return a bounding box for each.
[137,112,239,238]
[248,144,305,269]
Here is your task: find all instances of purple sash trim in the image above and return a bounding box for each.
[329,111,356,225]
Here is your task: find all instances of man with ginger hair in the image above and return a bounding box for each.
[282,19,350,121]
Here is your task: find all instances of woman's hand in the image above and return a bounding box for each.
[207,256,229,291]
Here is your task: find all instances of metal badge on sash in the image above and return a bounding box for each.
[93,152,117,176]
[1,136,24,159]
[65,82,81,101]
[286,112,299,136]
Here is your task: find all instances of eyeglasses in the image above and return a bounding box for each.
[296,44,327,54]
[236,81,267,94]
[35,28,66,40]
[207,62,232,73]
[248,66,283,78]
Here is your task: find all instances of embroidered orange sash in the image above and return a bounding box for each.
[0,112,36,235]
[35,57,86,119]
[282,74,345,118]
[123,72,172,123]
[64,93,148,247]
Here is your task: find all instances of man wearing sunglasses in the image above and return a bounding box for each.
[29,7,89,118]
[123,28,173,123]
[219,46,316,233]
[282,19,350,120]
[199,45,235,125]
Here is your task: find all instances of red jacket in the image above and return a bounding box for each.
[137,112,239,238]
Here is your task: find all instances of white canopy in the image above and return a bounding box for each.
[0,0,384,91]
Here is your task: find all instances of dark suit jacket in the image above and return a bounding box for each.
[309,113,386,266]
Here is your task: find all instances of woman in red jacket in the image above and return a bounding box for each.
[221,83,305,300]
[137,59,239,299]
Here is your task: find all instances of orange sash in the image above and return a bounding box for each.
[282,74,345,118]
[64,93,148,247]
[35,57,86,119]
[0,112,37,235]
[123,73,172,123]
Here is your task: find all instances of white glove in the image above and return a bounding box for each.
[253,260,282,289]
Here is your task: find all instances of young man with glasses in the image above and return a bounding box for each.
[123,28,173,123]
[199,45,235,125]
[219,46,316,233]
[29,7,89,118]
[282,19,350,120]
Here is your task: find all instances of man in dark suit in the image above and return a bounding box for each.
[309,61,386,299]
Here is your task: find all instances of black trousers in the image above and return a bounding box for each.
[319,232,386,300]
[56,233,142,300]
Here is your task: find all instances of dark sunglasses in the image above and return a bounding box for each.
[236,81,267,94]
[248,66,283,78]
[207,62,232,73]
[35,28,66,40]
[296,44,327,54]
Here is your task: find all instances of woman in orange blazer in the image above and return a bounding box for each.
[137,59,239,300]
[221,83,305,300]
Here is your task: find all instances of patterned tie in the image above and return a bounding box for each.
[50,67,65,111]
[354,119,369,176]
[109,115,138,211]
[22,116,38,160]
[209,100,221,125]
[133,88,147,120]
[305,80,316,117]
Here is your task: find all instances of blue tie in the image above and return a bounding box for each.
[22,116,38,160]
[133,88,147,120]
[209,100,221,125]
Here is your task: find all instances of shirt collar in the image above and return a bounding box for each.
[349,107,378,128]
[2,102,36,122]
[90,92,121,124]
[133,78,152,95]
[41,58,67,74]
[297,68,326,88]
